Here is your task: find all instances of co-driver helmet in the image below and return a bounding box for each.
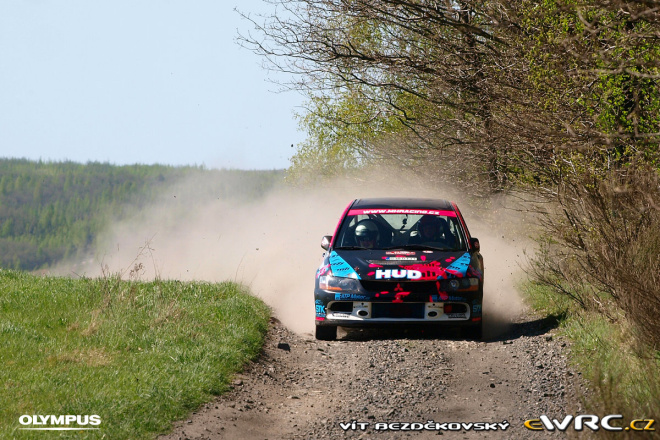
[355,220,379,244]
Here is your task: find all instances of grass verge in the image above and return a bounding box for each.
[0,269,270,439]
[522,281,660,437]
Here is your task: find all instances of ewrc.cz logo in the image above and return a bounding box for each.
[524,415,655,432]
[19,415,101,430]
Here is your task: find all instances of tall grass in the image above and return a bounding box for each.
[0,270,270,439]
[523,281,660,438]
[530,165,660,350]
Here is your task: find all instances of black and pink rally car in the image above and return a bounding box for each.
[314,198,484,340]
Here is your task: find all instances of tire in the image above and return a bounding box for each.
[315,325,337,341]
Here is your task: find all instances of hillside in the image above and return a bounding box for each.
[0,158,283,271]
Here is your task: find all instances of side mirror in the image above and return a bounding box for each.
[470,237,480,252]
[321,235,333,251]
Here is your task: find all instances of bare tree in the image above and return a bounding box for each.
[240,0,660,190]
[239,0,535,191]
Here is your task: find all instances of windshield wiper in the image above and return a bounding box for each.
[394,244,451,251]
[333,246,371,250]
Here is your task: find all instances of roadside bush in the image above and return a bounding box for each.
[531,163,660,350]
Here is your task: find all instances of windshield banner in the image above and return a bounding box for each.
[347,209,456,217]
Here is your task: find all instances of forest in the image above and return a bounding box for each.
[0,158,283,271]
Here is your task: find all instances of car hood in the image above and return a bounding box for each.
[319,248,482,281]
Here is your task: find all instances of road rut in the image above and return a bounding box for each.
[160,311,579,440]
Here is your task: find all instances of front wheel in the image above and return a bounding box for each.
[315,325,337,341]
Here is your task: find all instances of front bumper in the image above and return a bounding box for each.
[314,289,483,327]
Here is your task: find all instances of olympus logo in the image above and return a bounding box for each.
[19,414,101,430]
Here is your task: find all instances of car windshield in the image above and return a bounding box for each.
[334,208,467,251]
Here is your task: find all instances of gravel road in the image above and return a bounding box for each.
[160,310,581,440]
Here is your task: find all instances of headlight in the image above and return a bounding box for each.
[319,275,361,292]
[440,277,479,291]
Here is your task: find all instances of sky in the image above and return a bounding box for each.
[0,1,305,170]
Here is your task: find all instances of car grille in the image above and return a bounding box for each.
[360,280,437,293]
[371,302,425,319]
[328,302,353,312]
[359,280,438,301]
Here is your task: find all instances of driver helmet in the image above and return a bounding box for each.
[419,215,442,239]
[355,220,379,247]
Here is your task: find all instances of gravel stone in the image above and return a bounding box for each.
[160,313,582,440]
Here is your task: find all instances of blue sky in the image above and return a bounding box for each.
[0,1,305,169]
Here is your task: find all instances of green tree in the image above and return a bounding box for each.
[241,0,514,189]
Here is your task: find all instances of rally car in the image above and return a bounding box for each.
[314,198,484,341]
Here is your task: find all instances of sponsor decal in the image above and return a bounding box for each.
[329,251,361,279]
[429,295,468,302]
[467,265,483,281]
[443,252,470,278]
[392,283,412,303]
[316,263,331,278]
[385,251,416,255]
[334,293,369,301]
[374,269,422,280]
[447,313,467,318]
[383,260,454,282]
[472,304,482,313]
[524,415,655,432]
[315,299,326,317]
[384,257,418,261]
[18,415,101,431]
[347,209,457,217]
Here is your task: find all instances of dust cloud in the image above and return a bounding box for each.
[65,169,531,337]
[470,208,530,340]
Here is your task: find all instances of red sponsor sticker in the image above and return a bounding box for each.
[348,209,457,217]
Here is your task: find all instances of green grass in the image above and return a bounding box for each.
[0,270,270,439]
[522,281,660,431]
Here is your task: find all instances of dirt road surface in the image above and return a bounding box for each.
[160,310,580,440]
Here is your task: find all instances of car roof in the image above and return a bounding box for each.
[351,197,455,211]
